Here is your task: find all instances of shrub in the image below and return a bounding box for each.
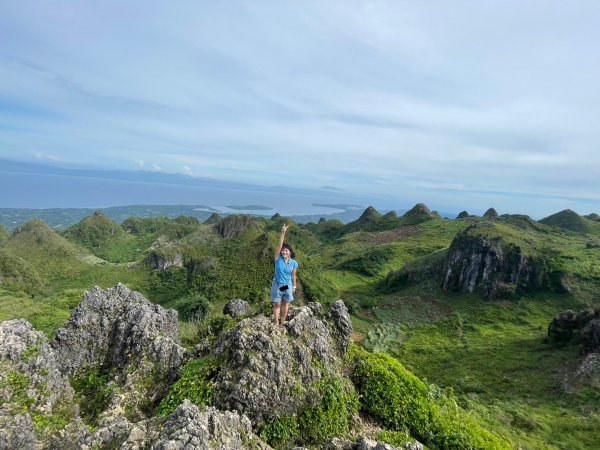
[175,294,211,322]
[259,374,359,447]
[349,345,509,450]
[71,369,114,426]
[156,357,220,416]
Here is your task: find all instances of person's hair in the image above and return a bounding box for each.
[281,243,296,258]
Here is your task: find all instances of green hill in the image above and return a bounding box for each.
[63,211,128,256]
[539,209,598,234]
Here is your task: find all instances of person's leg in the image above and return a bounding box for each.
[273,302,281,325]
[281,301,290,324]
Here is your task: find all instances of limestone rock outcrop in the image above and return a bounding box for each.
[52,283,187,421]
[441,225,545,299]
[0,319,81,449]
[211,303,352,424]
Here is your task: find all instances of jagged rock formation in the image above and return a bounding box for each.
[441,224,546,299]
[52,284,187,421]
[147,251,184,270]
[539,209,590,233]
[223,299,251,318]
[549,309,600,395]
[141,401,270,449]
[0,319,80,449]
[456,210,470,219]
[215,215,262,239]
[211,301,353,425]
[483,208,499,219]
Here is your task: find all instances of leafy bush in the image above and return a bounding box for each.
[71,369,114,426]
[156,357,219,416]
[349,345,509,450]
[259,375,359,447]
[175,294,212,322]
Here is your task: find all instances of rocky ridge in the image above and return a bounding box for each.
[1,284,421,449]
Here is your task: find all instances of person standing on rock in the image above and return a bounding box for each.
[272,223,298,326]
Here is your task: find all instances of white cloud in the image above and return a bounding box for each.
[1,1,600,216]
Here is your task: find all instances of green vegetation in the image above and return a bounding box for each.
[2,206,600,448]
[156,357,219,416]
[350,345,509,449]
[259,375,359,447]
[71,368,115,426]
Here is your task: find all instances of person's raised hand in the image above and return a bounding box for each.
[282,223,289,233]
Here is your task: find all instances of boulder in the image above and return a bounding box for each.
[146,401,270,450]
[223,299,251,318]
[547,308,600,349]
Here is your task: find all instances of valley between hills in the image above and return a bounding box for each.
[1,204,600,449]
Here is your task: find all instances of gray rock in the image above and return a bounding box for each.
[352,435,422,450]
[329,300,352,354]
[223,299,251,318]
[547,308,600,351]
[52,284,187,421]
[147,251,184,270]
[212,306,349,424]
[215,215,262,240]
[146,400,270,450]
[0,319,81,449]
[442,225,545,299]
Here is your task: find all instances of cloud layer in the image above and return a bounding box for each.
[1,1,599,217]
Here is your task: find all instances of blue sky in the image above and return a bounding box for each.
[1,1,599,217]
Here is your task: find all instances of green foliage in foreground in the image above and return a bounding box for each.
[71,368,114,426]
[156,357,220,416]
[349,345,509,450]
[259,375,359,448]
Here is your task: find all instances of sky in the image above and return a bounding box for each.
[1,0,599,218]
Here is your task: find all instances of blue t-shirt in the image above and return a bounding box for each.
[274,256,298,285]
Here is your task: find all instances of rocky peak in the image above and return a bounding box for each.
[215,215,262,239]
[402,203,437,224]
[211,302,352,425]
[358,206,381,222]
[456,211,470,219]
[483,208,499,219]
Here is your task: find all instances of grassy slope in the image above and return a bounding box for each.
[311,217,600,449]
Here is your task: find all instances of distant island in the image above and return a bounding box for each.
[225,205,272,211]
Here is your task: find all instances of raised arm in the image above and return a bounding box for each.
[274,223,289,260]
